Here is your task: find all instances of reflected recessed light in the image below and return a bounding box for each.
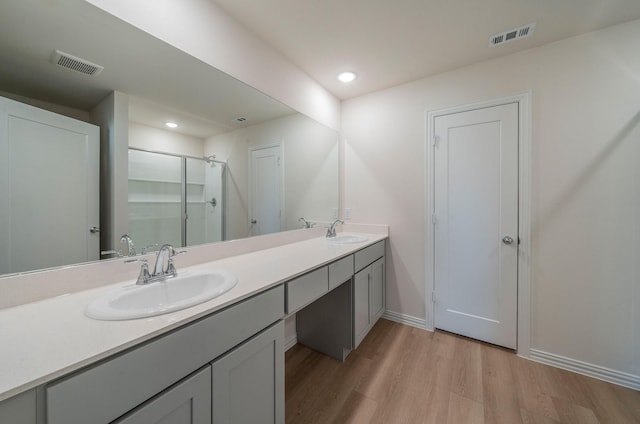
[337,72,357,83]
[165,122,178,128]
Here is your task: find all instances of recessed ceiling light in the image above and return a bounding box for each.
[165,122,178,128]
[337,72,357,83]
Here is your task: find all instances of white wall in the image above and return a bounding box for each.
[0,90,90,123]
[205,113,339,241]
[342,20,640,379]
[85,0,340,131]
[129,122,204,157]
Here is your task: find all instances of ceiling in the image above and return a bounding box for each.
[212,0,640,100]
[0,0,294,138]
[2,0,640,128]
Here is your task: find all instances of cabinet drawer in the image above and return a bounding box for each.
[286,267,328,313]
[46,285,284,424]
[329,255,354,290]
[354,240,385,272]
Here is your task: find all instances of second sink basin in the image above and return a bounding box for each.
[86,270,237,321]
[328,234,369,244]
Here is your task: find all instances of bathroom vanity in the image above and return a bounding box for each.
[0,229,387,424]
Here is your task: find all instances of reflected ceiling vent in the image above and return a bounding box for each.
[232,117,248,123]
[489,22,536,47]
[52,50,104,76]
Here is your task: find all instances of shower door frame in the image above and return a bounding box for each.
[128,147,227,247]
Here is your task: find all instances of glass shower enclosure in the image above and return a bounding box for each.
[128,148,226,250]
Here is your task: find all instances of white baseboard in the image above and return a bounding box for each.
[285,334,298,351]
[382,310,429,330]
[529,349,640,391]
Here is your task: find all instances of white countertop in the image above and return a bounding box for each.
[0,232,386,402]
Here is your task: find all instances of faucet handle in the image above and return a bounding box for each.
[101,250,123,258]
[124,257,146,264]
[125,258,151,285]
[166,258,178,277]
[165,250,186,277]
[141,243,160,254]
[170,249,187,258]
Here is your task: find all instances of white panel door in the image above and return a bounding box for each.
[0,97,99,274]
[433,103,518,349]
[249,145,282,236]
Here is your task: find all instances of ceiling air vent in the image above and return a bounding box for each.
[52,50,104,76]
[489,22,536,47]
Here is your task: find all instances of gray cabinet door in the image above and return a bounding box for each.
[354,256,386,348]
[353,267,370,348]
[0,390,36,424]
[212,320,284,424]
[370,258,385,322]
[115,366,211,424]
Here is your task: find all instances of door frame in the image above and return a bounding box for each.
[425,93,532,357]
[247,142,285,235]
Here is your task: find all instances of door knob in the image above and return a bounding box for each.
[250,219,257,224]
[502,235,514,245]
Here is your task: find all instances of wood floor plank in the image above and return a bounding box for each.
[540,366,597,410]
[569,404,601,424]
[520,408,561,424]
[285,347,341,423]
[481,344,524,424]
[354,323,414,401]
[583,377,639,423]
[612,383,640,422]
[447,392,485,424]
[330,390,378,424]
[450,336,484,403]
[303,352,373,423]
[510,354,560,421]
[285,320,640,424]
[551,396,600,424]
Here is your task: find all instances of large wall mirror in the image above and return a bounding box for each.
[0,0,338,276]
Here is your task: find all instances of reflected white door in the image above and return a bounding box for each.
[433,103,518,349]
[0,97,99,274]
[249,145,282,236]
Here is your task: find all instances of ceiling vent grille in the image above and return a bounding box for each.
[489,22,536,47]
[52,50,104,76]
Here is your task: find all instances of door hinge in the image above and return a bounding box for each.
[432,135,440,148]
[431,213,437,226]
[432,291,437,304]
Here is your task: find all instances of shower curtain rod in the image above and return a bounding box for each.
[128,146,227,165]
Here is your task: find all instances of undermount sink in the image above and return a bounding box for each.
[86,270,237,321]
[327,234,368,244]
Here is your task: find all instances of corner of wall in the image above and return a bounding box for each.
[90,91,130,252]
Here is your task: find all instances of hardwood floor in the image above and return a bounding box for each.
[285,319,640,424]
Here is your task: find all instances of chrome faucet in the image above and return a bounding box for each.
[126,243,185,285]
[299,217,314,229]
[153,244,181,276]
[120,234,136,256]
[326,219,344,238]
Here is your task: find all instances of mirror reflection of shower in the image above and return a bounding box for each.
[128,148,226,251]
